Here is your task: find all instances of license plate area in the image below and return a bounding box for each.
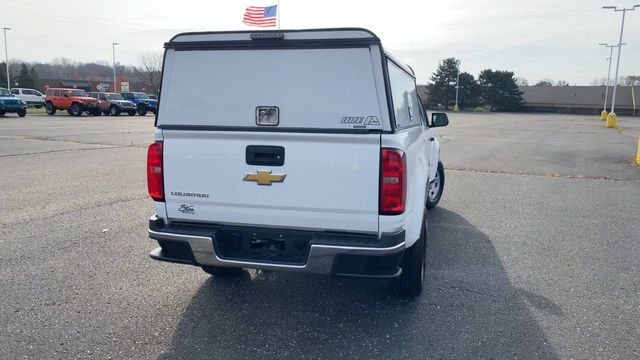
[214,228,311,265]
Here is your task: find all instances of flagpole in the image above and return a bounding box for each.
[277,0,280,29]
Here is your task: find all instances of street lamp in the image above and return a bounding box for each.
[602,4,640,128]
[2,27,10,90]
[454,68,460,112]
[112,42,119,92]
[598,42,624,120]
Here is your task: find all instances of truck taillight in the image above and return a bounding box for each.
[380,148,406,215]
[147,141,164,202]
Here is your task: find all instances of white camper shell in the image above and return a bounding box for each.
[147,28,448,297]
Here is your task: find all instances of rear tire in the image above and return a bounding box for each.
[137,104,147,116]
[92,109,102,116]
[392,212,426,298]
[69,103,82,116]
[45,103,56,115]
[109,106,121,116]
[426,161,445,210]
[127,110,136,116]
[0,110,5,116]
[201,265,245,277]
[17,109,26,117]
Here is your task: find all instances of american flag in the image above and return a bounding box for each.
[243,5,278,27]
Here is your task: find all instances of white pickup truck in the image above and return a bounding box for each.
[146,28,448,297]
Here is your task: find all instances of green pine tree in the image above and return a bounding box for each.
[478,69,524,111]
[426,58,460,110]
[17,63,37,89]
[29,66,41,90]
[0,62,7,88]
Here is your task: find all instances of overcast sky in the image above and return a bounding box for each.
[1,0,639,85]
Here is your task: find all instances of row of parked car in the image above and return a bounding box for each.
[0,87,158,117]
[0,87,28,117]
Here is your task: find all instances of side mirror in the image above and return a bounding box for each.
[431,112,449,127]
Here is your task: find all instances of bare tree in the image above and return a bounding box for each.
[625,75,640,86]
[535,79,554,86]
[591,76,628,86]
[133,52,163,94]
[556,80,569,86]
[515,77,529,86]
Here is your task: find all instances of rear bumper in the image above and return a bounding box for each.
[0,104,26,112]
[117,103,137,109]
[148,215,405,278]
[138,102,157,110]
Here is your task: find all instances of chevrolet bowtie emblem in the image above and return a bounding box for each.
[243,170,286,185]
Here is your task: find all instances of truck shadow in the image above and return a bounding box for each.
[158,207,558,359]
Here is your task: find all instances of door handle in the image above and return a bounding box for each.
[246,145,285,166]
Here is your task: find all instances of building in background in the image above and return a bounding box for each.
[417,85,638,117]
[519,86,638,116]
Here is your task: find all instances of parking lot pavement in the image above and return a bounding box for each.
[1,113,639,359]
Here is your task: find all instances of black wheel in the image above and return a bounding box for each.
[392,212,426,298]
[17,109,26,117]
[426,161,445,210]
[127,111,136,116]
[0,110,5,116]
[93,109,102,116]
[45,103,56,115]
[201,265,245,277]
[103,110,110,116]
[69,103,83,116]
[109,106,121,116]
[137,104,147,116]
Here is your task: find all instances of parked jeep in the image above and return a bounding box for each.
[0,87,27,117]
[87,92,137,116]
[120,92,157,116]
[44,88,101,116]
[11,88,45,108]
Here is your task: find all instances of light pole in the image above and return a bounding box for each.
[2,27,10,90]
[598,43,620,120]
[602,4,639,128]
[112,42,119,92]
[454,68,460,112]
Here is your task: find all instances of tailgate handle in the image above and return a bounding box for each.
[246,146,285,166]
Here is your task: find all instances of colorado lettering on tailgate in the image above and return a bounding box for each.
[170,191,209,198]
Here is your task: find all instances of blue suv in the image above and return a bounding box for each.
[120,92,158,116]
[0,87,27,117]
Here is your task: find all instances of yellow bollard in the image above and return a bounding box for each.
[605,113,617,128]
[453,104,459,112]
[600,110,608,121]
[635,137,640,165]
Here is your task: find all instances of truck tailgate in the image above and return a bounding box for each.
[163,130,380,233]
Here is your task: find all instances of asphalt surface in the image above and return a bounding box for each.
[1,112,639,359]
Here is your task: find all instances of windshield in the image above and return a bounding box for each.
[0,88,11,96]
[134,93,149,99]
[106,93,123,100]
[70,90,87,96]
